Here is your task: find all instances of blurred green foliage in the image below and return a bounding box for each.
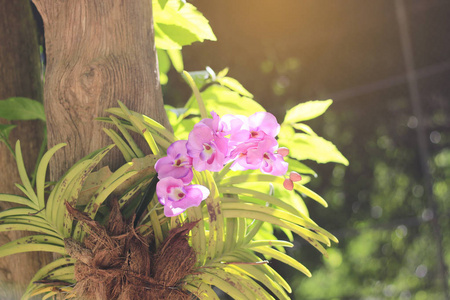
[162,2,450,298]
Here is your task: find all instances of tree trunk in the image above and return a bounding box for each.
[0,1,52,299]
[32,0,168,181]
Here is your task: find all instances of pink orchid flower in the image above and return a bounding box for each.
[247,111,281,140]
[231,136,288,176]
[201,112,248,159]
[155,140,193,184]
[187,123,228,172]
[156,177,210,217]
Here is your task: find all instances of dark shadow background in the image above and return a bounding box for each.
[164,0,450,299]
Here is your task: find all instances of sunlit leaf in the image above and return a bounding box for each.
[157,49,170,74]
[167,49,184,72]
[154,23,182,49]
[188,85,265,117]
[284,99,332,123]
[183,70,210,89]
[279,133,349,166]
[292,123,317,136]
[158,0,169,9]
[217,77,254,98]
[153,0,216,49]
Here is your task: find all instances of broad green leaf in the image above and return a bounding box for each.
[285,157,317,177]
[173,117,199,140]
[157,49,170,85]
[284,99,332,123]
[158,24,199,48]
[188,85,265,117]
[157,49,171,74]
[278,123,295,140]
[0,97,45,121]
[279,133,349,166]
[217,76,254,98]
[154,23,182,49]
[153,0,216,49]
[292,123,317,136]
[160,72,168,85]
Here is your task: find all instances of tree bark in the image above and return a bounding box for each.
[0,1,52,299]
[32,0,168,181]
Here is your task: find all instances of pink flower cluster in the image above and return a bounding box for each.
[155,111,290,216]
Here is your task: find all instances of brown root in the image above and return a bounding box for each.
[64,200,197,300]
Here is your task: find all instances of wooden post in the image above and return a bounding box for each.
[32,0,168,180]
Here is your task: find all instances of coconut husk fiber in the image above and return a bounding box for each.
[64,200,197,300]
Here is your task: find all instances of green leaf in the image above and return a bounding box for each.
[188,85,265,117]
[292,123,317,136]
[253,246,312,277]
[184,280,220,300]
[153,0,216,49]
[183,70,210,89]
[217,67,229,78]
[0,97,45,121]
[0,223,59,237]
[173,117,199,140]
[0,235,65,258]
[0,124,16,139]
[23,257,75,299]
[279,133,349,166]
[0,194,37,208]
[284,99,332,123]
[154,23,182,49]
[36,143,66,210]
[15,140,39,206]
[157,49,171,74]
[285,157,317,177]
[158,0,169,9]
[167,49,184,72]
[217,77,254,98]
